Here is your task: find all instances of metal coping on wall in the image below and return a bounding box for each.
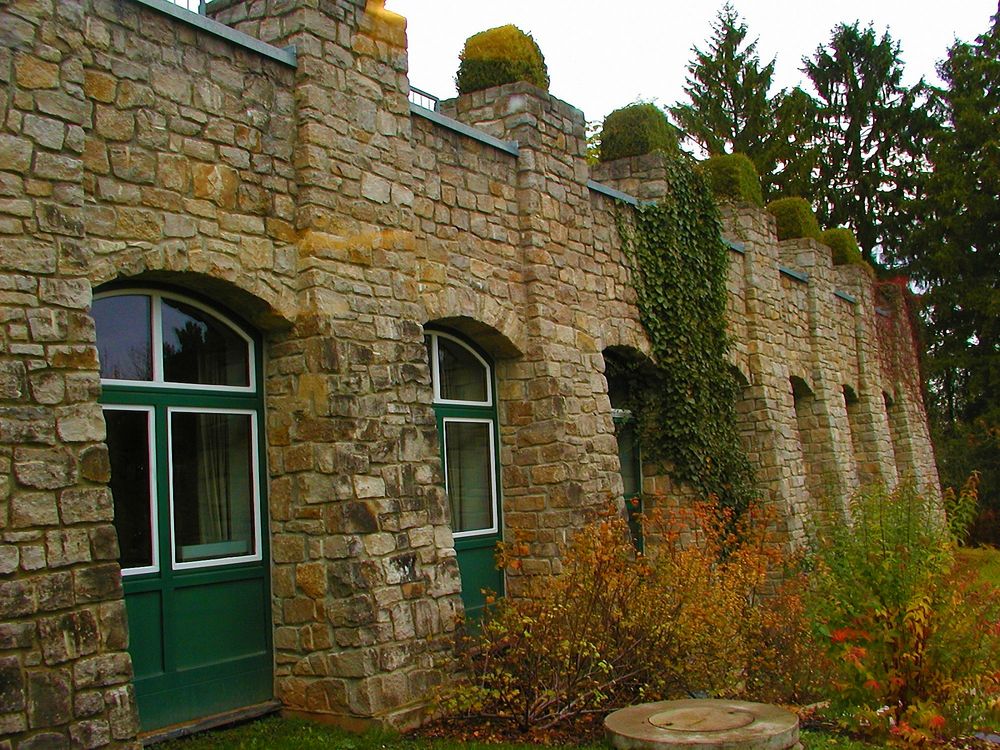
[586,180,639,206]
[129,0,297,68]
[834,290,858,304]
[409,103,519,157]
[779,265,810,284]
[724,238,746,254]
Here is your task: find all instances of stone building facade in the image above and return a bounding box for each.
[0,0,939,745]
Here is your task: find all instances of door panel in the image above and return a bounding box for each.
[98,289,271,733]
[123,590,164,678]
[173,578,269,668]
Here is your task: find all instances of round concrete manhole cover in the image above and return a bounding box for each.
[606,699,800,750]
[648,706,755,732]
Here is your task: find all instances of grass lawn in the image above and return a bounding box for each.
[958,545,1000,586]
[158,716,880,750]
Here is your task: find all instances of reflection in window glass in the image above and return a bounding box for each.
[445,421,494,532]
[105,409,154,570]
[438,337,487,402]
[94,295,153,381]
[162,299,249,387]
[617,420,640,497]
[171,412,255,563]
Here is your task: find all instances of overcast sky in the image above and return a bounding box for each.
[388,1,997,124]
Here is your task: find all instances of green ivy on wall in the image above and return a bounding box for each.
[614,153,755,512]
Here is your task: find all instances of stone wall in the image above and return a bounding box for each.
[0,0,941,744]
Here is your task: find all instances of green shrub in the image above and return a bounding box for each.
[456,25,549,95]
[820,227,863,265]
[806,478,1000,744]
[766,197,821,241]
[598,103,677,162]
[697,153,763,206]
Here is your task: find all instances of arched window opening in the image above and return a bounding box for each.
[425,329,503,617]
[94,287,271,731]
[604,348,647,550]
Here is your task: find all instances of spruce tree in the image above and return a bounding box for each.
[670,4,813,199]
[903,13,1000,541]
[802,23,935,266]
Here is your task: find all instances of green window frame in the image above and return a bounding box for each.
[425,329,504,614]
[94,286,272,731]
[96,288,267,575]
[612,408,644,552]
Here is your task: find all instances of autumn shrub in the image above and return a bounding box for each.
[456,25,549,95]
[437,500,805,732]
[742,572,829,705]
[806,477,1000,744]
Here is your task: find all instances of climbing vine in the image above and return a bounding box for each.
[613,153,755,512]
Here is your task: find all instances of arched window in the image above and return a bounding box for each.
[604,348,646,550]
[425,329,502,616]
[94,287,271,731]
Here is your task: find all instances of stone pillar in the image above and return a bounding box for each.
[722,208,812,547]
[443,84,623,584]
[780,238,860,517]
[872,287,941,497]
[836,265,899,489]
[211,0,461,727]
[0,0,141,746]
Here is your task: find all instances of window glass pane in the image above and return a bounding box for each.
[445,421,494,533]
[162,299,249,387]
[438,337,487,402]
[171,412,256,563]
[616,420,640,497]
[105,409,154,570]
[94,295,153,381]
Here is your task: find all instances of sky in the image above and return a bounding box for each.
[388,1,997,124]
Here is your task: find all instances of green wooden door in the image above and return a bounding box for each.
[425,331,504,618]
[95,289,272,731]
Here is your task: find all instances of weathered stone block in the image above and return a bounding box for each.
[15,54,60,89]
[0,407,55,445]
[73,564,121,603]
[0,135,33,174]
[72,653,131,690]
[14,448,78,490]
[192,163,239,208]
[23,114,65,150]
[54,403,105,443]
[38,610,100,665]
[69,719,111,749]
[79,446,110,483]
[11,492,59,527]
[37,570,75,612]
[18,731,69,749]
[27,668,72,728]
[0,656,25,713]
[46,528,92,568]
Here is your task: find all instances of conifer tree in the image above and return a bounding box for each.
[902,13,1000,541]
[670,4,814,199]
[802,23,935,266]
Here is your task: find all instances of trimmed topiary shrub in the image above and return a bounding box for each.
[598,103,677,162]
[766,197,821,241]
[820,227,863,265]
[456,25,549,95]
[697,153,763,207]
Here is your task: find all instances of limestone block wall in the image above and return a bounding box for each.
[0,0,142,746]
[0,0,941,742]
